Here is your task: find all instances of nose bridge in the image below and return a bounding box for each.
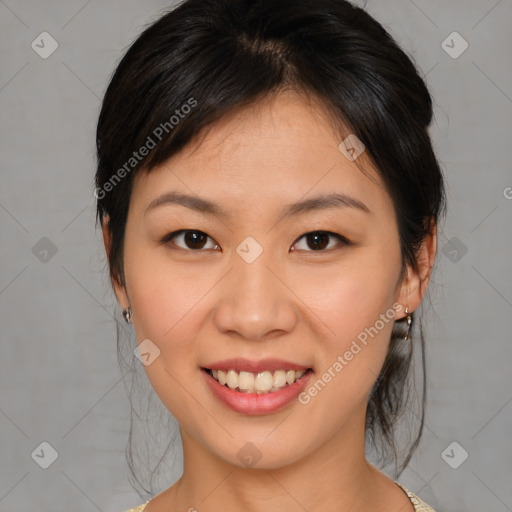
[236,249,278,305]
[213,245,296,340]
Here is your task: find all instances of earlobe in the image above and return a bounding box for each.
[397,222,437,318]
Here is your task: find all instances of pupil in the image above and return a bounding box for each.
[308,232,328,250]
[185,231,206,249]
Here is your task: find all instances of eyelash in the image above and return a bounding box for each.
[160,230,351,253]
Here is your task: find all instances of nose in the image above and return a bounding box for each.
[213,253,297,342]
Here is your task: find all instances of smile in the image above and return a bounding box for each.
[204,368,312,394]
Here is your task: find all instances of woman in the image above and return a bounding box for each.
[95,0,445,510]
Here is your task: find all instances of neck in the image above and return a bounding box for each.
[167,406,384,512]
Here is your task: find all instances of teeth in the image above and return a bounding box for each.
[254,371,273,392]
[238,371,254,391]
[273,370,287,388]
[208,368,308,394]
[226,369,238,389]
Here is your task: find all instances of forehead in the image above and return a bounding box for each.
[131,91,390,218]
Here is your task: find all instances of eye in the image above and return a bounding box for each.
[291,231,349,252]
[161,229,350,253]
[162,230,219,251]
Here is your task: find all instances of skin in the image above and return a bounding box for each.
[102,90,436,512]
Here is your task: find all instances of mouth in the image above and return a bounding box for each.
[201,367,314,395]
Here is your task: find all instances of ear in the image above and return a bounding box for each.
[397,221,437,318]
[101,215,130,309]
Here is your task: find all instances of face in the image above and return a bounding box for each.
[104,91,432,470]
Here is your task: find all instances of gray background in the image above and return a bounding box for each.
[1,0,511,511]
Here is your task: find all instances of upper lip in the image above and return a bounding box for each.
[202,358,312,373]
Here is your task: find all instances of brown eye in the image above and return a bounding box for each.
[162,229,349,253]
[291,231,349,252]
[163,230,219,250]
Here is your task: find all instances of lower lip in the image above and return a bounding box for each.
[201,368,313,415]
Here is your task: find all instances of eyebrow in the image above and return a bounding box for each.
[145,191,371,219]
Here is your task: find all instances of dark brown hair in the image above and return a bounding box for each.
[95,0,445,495]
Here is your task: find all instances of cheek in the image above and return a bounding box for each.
[294,248,401,338]
[123,250,211,419]
[292,245,402,404]
[296,261,400,431]
[123,242,211,357]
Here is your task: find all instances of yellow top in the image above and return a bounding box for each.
[124,482,436,511]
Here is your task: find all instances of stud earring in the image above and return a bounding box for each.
[122,307,132,324]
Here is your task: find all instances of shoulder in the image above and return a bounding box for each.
[395,481,438,512]
[124,500,150,512]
